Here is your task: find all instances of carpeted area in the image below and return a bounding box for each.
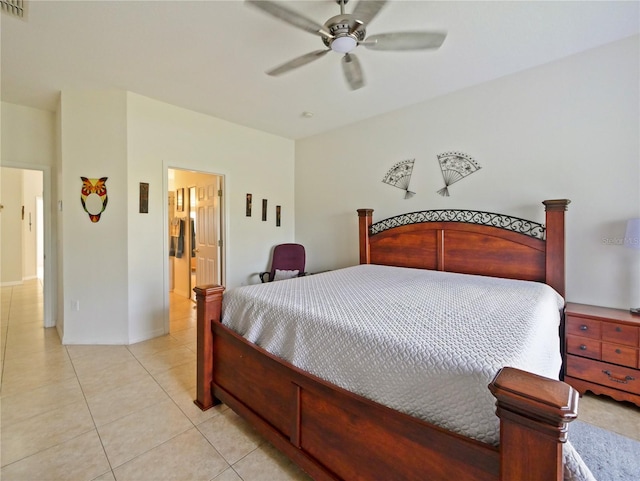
[569,420,640,481]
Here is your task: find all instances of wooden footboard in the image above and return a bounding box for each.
[194,286,578,481]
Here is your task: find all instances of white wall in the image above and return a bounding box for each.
[295,36,640,309]
[0,168,23,285]
[1,103,56,327]
[1,102,56,167]
[59,90,129,344]
[1,104,56,284]
[126,93,295,343]
[3,91,295,345]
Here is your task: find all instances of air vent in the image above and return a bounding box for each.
[1,0,25,18]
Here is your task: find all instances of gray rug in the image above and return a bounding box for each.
[569,420,640,481]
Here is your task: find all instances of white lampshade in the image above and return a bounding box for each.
[625,218,640,250]
[331,36,357,53]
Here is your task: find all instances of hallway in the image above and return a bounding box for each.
[0,280,310,480]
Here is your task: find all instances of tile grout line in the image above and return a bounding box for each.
[1,289,311,481]
[0,285,13,391]
[66,344,117,481]
[0,285,102,474]
[123,330,238,478]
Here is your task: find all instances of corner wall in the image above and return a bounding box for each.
[55,91,295,344]
[4,91,295,345]
[295,36,640,309]
[125,92,295,343]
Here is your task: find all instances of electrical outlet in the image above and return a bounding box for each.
[71,300,80,311]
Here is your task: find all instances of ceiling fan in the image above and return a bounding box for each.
[247,0,447,90]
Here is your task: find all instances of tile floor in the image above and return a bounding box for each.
[1,280,311,481]
[1,279,639,481]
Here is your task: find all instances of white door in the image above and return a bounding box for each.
[195,177,221,287]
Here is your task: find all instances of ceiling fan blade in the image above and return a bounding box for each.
[364,31,446,51]
[266,50,330,77]
[342,53,365,90]
[351,0,388,25]
[246,0,331,38]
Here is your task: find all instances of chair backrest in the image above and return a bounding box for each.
[267,243,305,281]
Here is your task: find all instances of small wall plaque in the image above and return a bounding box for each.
[139,182,149,213]
[246,193,252,217]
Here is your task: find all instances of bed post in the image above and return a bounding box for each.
[193,284,225,411]
[489,367,578,481]
[542,199,570,297]
[357,208,373,264]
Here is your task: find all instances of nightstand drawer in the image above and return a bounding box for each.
[566,316,601,339]
[602,323,639,347]
[602,343,638,368]
[566,335,600,360]
[566,356,640,395]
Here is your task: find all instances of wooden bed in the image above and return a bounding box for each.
[194,199,577,481]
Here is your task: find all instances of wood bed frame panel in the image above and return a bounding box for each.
[195,199,576,481]
[365,222,546,282]
[358,199,570,297]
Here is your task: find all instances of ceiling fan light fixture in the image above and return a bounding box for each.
[331,35,357,53]
[249,0,447,91]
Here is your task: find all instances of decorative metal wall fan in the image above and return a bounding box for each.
[382,159,416,199]
[247,0,446,90]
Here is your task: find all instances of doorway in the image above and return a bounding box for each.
[0,165,52,327]
[168,168,225,319]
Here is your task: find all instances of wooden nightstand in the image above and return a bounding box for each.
[564,302,640,407]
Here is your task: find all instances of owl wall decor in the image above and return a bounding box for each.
[80,177,108,222]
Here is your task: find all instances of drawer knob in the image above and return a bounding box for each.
[579,345,587,351]
[602,370,635,384]
[580,325,588,331]
[615,326,622,332]
[615,349,622,354]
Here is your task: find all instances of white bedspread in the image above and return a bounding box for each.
[222,264,595,480]
[222,264,564,444]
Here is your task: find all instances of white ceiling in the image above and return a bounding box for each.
[2,0,638,139]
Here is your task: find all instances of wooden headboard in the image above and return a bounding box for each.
[358,199,570,297]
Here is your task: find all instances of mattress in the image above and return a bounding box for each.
[222,264,564,444]
[221,264,595,481]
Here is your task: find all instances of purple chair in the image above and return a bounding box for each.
[259,243,306,282]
